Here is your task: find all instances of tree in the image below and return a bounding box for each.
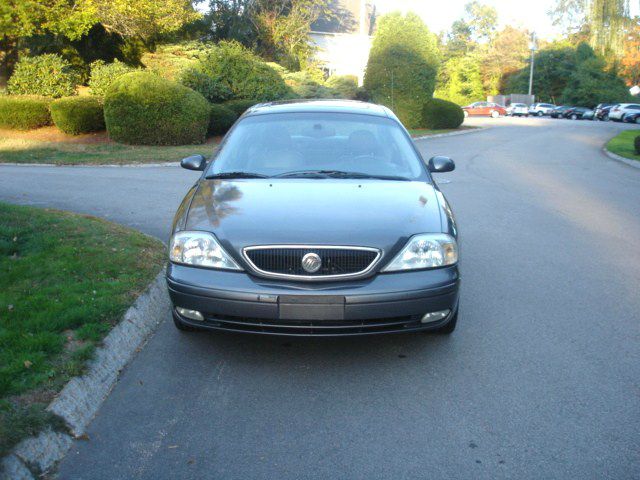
[435,54,484,105]
[620,17,640,85]
[364,12,440,128]
[445,19,474,57]
[561,56,632,106]
[480,26,530,94]
[464,1,498,42]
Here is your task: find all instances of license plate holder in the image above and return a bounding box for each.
[278,295,345,320]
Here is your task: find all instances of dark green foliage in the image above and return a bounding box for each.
[422,98,464,129]
[364,13,441,128]
[0,96,52,130]
[223,98,261,116]
[283,70,334,99]
[89,60,136,96]
[180,68,232,103]
[209,104,238,135]
[50,96,105,135]
[195,41,290,101]
[326,75,359,99]
[354,87,370,101]
[104,72,210,145]
[635,135,640,155]
[560,57,632,107]
[141,42,213,81]
[8,54,79,98]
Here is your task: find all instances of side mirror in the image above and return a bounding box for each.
[428,156,455,173]
[180,154,207,171]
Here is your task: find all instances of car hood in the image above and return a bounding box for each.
[184,179,443,255]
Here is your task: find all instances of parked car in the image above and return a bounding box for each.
[594,103,615,120]
[622,111,640,124]
[508,103,529,117]
[608,103,640,121]
[168,100,460,336]
[550,106,573,118]
[529,103,556,116]
[581,109,595,120]
[462,101,506,118]
[563,107,591,120]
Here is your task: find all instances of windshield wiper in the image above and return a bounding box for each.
[273,170,410,181]
[205,171,269,179]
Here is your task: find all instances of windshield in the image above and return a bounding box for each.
[207,112,425,180]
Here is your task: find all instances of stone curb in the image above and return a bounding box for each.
[602,147,640,169]
[413,126,488,141]
[1,269,170,479]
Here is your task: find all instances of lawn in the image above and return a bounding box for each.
[606,130,640,162]
[409,125,476,137]
[0,203,165,456]
[0,127,215,165]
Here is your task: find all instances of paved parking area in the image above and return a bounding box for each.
[2,117,640,479]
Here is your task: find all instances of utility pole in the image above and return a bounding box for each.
[528,32,538,97]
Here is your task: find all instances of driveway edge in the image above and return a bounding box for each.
[1,269,170,479]
[413,126,488,141]
[602,147,640,169]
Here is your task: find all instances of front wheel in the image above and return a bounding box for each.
[571,114,578,120]
[491,110,500,118]
[537,111,544,117]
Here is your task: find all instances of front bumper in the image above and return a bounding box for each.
[166,263,460,336]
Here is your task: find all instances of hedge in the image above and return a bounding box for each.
[8,54,79,98]
[326,75,359,99]
[89,60,136,96]
[104,72,210,145]
[421,98,464,129]
[0,96,52,130]
[180,68,232,103]
[223,99,260,116]
[209,104,238,136]
[51,97,105,135]
[635,135,640,155]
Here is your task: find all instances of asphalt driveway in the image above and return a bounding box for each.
[2,117,639,479]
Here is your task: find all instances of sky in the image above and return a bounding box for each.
[375,0,640,40]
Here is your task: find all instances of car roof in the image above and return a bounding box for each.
[243,100,393,119]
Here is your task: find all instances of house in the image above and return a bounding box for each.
[309,0,376,85]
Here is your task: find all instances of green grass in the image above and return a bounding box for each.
[409,125,476,137]
[0,203,165,456]
[0,136,212,165]
[606,130,640,162]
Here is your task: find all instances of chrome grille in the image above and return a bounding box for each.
[243,246,381,280]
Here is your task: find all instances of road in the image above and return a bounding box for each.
[2,117,640,479]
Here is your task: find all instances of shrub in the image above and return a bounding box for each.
[179,68,232,103]
[0,96,52,130]
[196,41,290,101]
[326,75,359,99]
[364,12,440,128]
[354,86,370,102]
[141,42,211,81]
[51,97,105,135]
[8,54,79,98]
[104,72,209,145]
[421,98,464,129]
[223,99,260,116]
[635,135,640,155]
[89,60,136,96]
[283,70,333,99]
[209,104,238,136]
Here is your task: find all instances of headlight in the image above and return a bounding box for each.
[382,233,458,272]
[169,231,242,270]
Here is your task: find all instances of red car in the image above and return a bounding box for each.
[462,102,507,118]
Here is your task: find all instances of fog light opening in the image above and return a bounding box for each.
[176,307,204,321]
[421,309,451,324]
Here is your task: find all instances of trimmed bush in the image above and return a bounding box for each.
[209,104,238,136]
[635,135,640,155]
[141,42,211,81]
[364,13,440,128]
[223,99,260,116]
[104,72,210,145]
[89,60,136,96]
[180,68,232,103]
[326,75,358,99]
[195,41,289,101]
[51,97,105,135]
[8,54,79,98]
[421,98,464,129]
[0,96,52,130]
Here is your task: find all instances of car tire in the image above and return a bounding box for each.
[636,117,640,124]
[604,114,610,121]
[433,308,458,335]
[571,114,578,120]
[537,111,544,117]
[491,110,499,118]
[173,311,203,332]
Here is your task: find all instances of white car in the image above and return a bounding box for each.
[507,103,529,116]
[608,103,640,121]
[528,103,556,116]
